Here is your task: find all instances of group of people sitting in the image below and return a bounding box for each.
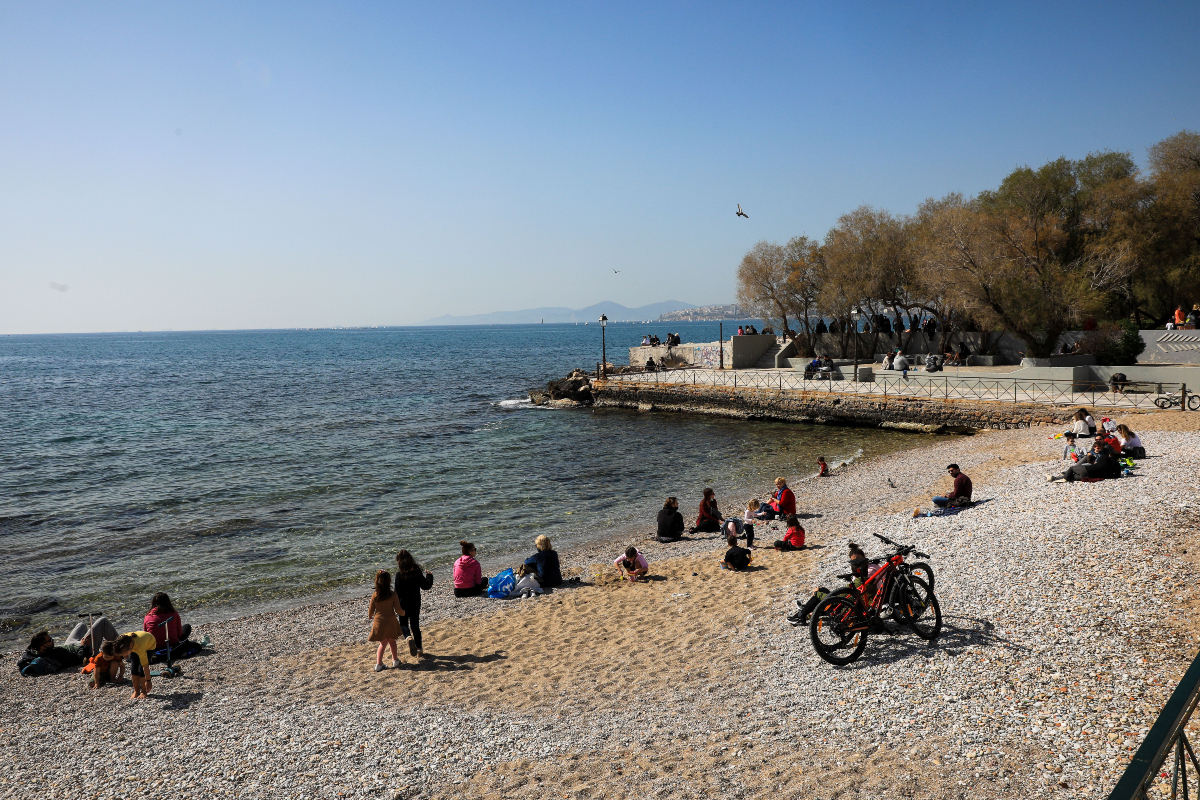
[640,333,681,347]
[803,356,835,378]
[735,325,760,336]
[1048,409,1146,483]
[17,593,194,699]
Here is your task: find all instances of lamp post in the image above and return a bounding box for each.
[599,314,608,378]
[851,308,861,384]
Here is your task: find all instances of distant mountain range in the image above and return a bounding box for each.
[422,300,698,325]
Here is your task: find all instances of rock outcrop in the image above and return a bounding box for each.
[529,369,594,407]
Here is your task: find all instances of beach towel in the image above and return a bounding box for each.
[487,569,516,599]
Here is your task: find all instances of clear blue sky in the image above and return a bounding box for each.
[3,1,1198,333]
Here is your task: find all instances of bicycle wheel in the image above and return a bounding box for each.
[896,576,941,640]
[809,594,869,665]
[1188,395,1200,411]
[1154,397,1173,410]
[908,562,935,593]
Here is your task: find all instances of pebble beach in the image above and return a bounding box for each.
[3,411,1198,800]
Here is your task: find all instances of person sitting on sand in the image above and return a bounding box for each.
[1061,432,1088,463]
[88,641,125,689]
[524,534,562,588]
[367,570,404,672]
[689,488,723,534]
[17,630,88,676]
[395,550,434,658]
[1049,438,1120,483]
[817,456,829,477]
[453,541,489,597]
[848,541,870,584]
[615,546,649,582]
[773,514,806,551]
[143,592,192,650]
[1065,409,1091,438]
[931,464,972,509]
[1077,407,1097,436]
[756,477,796,520]
[656,496,685,543]
[722,534,752,571]
[111,631,157,699]
[1116,424,1145,459]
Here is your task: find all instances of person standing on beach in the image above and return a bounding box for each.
[453,541,489,597]
[394,551,434,658]
[689,488,723,534]
[111,631,157,699]
[367,570,404,671]
[656,497,685,543]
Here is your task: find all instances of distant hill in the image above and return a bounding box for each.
[422,300,698,326]
[658,304,747,322]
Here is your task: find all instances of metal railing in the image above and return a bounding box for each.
[601,368,1186,411]
[1107,649,1200,800]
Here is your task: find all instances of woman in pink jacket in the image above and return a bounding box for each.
[453,540,489,597]
[143,593,191,649]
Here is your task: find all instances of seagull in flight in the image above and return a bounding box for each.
[736,204,749,218]
[612,269,621,273]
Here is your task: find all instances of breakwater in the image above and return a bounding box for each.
[593,379,1081,432]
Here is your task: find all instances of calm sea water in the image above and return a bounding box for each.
[0,322,923,648]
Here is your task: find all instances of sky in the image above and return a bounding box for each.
[2,1,1199,334]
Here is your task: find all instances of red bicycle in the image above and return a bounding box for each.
[808,534,942,665]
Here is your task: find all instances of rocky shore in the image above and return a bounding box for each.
[2,413,1197,800]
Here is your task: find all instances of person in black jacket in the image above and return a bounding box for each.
[1052,439,1121,483]
[524,535,562,588]
[656,497,685,543]
[394,550,434,658]
[17,630,86,676]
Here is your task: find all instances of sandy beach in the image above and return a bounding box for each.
[3,411,1199,800]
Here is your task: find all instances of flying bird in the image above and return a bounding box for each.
[736,204,749,218]
[613,269,621,273]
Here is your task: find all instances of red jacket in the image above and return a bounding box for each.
[781,525,805,548]
[696,499,722,526]
[770,486,796,516]
[143,609,184,648]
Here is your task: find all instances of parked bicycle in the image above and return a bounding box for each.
[808,533,942,665]
[1154,390,1199,410]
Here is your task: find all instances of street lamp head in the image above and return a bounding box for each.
[599,314,608,328]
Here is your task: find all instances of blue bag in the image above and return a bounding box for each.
[487,568,516,599]
[20,657,55,677]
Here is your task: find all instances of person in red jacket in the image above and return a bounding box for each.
[932,464,973,509]
[689,488,724,533]
[773,514,806,551]
[143,593,191,649]
[756,477,796,520]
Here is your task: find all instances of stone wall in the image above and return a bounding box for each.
[593,381,1085,432]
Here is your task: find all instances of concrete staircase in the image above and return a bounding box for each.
[754,343,782,368]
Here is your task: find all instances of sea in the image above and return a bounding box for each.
[0,322,924,649]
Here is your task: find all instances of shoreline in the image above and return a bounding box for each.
[5,411,1198,800]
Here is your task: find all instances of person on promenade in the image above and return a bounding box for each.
[722,534,753,571]
[737,326,744,335]
[930,464,973,510]
[367,570,404,672]
[1176,306,1186,326]
[641,335,651,346]
[394,550,434,658]
[615,546,649,582]
[756,477,796,520]
[881,352,894,370]
[1116,424,1145,459]
[17,630,88,676]
[894,351,910,377]
[645,356,658,372]
[773,514,806,551]
[656,497,685,543]
[817,456,829,477]
[453,541,489,597]
[143,593,192,650]
[689,488,723,534]
[524,535,562,588]
[924,353,942,373]
[111,631,157,699]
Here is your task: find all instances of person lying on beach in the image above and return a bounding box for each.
[17,630,88,676]
[111,631,157,699]
[656,497,685,542]
[615,547,649,582]
[817,457,829,477]
[395,550,434,658]
[523,534,562,588]
[722,534,752,571]
[453,541,489,597]
[756,477,796,520]
[144,592,192,650]
[88,641,125,689]
[773,514,806,551]
[689,488,723,534]
[63,615,119,659]
[368,570,404,671]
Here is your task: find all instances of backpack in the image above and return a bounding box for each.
[487,568,516,599]
[20,657,56,677]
